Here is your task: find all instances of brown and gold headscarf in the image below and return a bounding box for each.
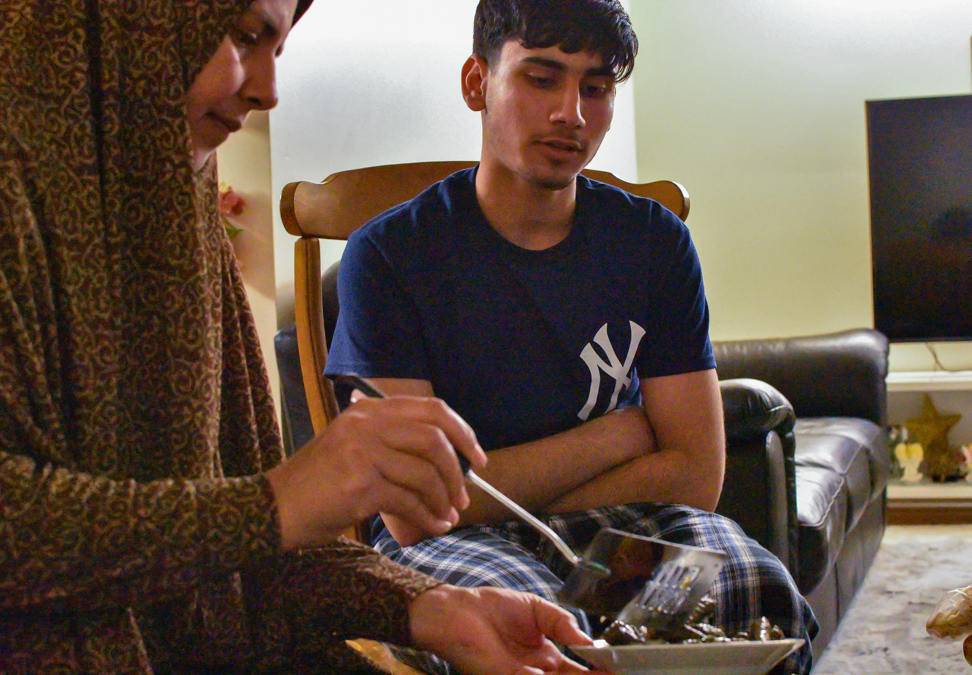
[0,0,309,619]
[0,0,287,480]
[0,3,449,673]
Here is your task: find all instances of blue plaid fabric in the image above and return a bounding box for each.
[373,503,817,675]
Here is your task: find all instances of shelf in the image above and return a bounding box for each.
[887,370,972,392]
[887,480,972,525]
[888,481,972,499]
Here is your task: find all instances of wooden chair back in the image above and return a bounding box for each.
[279,161,690,442]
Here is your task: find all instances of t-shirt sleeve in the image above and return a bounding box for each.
[636,208,716,378]
[325,230,430,381]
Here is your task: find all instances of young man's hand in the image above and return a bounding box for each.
[409,585,606,675]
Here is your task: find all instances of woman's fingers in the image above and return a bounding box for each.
[347,395,485,502]
[368,440,460,523]
[268,393,486,549]
[355,393,486,466]
[367,413,469,508]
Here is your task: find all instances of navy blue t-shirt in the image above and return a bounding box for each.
[325,168,715,451]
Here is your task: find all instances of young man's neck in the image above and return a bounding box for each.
[474,162,578,251]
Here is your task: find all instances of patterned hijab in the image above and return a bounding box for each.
[0,0,304,483]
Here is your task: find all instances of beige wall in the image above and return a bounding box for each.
[630,0,972,372]
[216,112,280,420]
[227,0,972,382]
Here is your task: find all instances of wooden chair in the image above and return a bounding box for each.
[278,161,689,675]
[279,160,690,445]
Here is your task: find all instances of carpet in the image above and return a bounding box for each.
[812,526,972,674]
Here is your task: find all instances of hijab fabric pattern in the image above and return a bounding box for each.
[0,1,437,671]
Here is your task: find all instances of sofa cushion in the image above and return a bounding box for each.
[794,462,848,593]
[796,418,884,528]
[800,417,890,498]
[792,417,887,593]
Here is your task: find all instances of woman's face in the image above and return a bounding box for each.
[186,0,299,171]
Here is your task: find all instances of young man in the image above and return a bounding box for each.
[325,0,816,672]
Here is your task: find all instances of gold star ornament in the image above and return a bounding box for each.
[904,395,961,450]
[905,395,965,481]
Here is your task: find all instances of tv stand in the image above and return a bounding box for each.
[886,371,972,524]
[887,370,972,391]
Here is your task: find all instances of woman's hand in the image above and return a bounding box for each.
[409,585,604,675]
[266,394,486,550]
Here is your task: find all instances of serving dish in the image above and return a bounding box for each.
[570,638,804,675]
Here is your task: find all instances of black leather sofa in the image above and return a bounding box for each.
[713,329,890,656]
[274,272,890,658]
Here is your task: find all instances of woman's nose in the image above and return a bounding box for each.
[242,53,279,111]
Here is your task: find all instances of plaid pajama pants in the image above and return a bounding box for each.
[373,503,817,675]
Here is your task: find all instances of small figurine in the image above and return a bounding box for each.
[893,442,924,483]
[887,426,906,480]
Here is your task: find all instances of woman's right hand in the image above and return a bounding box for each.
[265,394,486,550]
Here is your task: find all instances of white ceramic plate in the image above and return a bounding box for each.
[570,639,804,675]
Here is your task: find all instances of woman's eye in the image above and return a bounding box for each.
[232,28,259,49]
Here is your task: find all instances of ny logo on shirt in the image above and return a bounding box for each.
[577,321,647,421]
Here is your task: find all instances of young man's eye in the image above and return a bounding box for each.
[583,81,614,98]
[527,75,554,88]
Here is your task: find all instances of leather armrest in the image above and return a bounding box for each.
[713,328,890,426]
[718,378,798,573]
[721,378,795,440]
[274,323,314,454]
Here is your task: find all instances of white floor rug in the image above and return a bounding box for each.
[812,525,972,674]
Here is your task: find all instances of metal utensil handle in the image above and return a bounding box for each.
[466,470,581,566]
[336,374,582,565]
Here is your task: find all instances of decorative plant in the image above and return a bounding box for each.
[218,183,246,241]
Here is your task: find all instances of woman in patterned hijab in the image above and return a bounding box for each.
[0,1,598,673]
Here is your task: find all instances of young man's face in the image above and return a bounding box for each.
[468,40,617,191]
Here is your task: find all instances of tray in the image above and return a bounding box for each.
[570,638,804,675]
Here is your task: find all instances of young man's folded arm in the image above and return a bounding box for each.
[545,368,725,514]
[370,377,670,543]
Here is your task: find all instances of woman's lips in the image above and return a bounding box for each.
[209,113,242,133]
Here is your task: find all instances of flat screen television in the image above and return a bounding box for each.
[866,93,972,342]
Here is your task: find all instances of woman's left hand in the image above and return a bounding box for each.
[409,585,606,675]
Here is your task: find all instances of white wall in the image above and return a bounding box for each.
[631,0,972,372]
[270,0,638,327]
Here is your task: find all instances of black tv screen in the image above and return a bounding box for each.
[867,94,972,342]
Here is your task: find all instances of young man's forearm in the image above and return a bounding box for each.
[372,370,722,543]
[551,368,726,513]
[453,404,656,524]
[370,375,656,541]
[542,438,725,514]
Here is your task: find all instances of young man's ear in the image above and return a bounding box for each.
[461,55,488,112]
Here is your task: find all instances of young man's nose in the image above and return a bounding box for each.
[550,85,585,128]
[243,54,279,111]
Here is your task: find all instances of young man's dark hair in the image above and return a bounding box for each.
[473,0,638,83]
